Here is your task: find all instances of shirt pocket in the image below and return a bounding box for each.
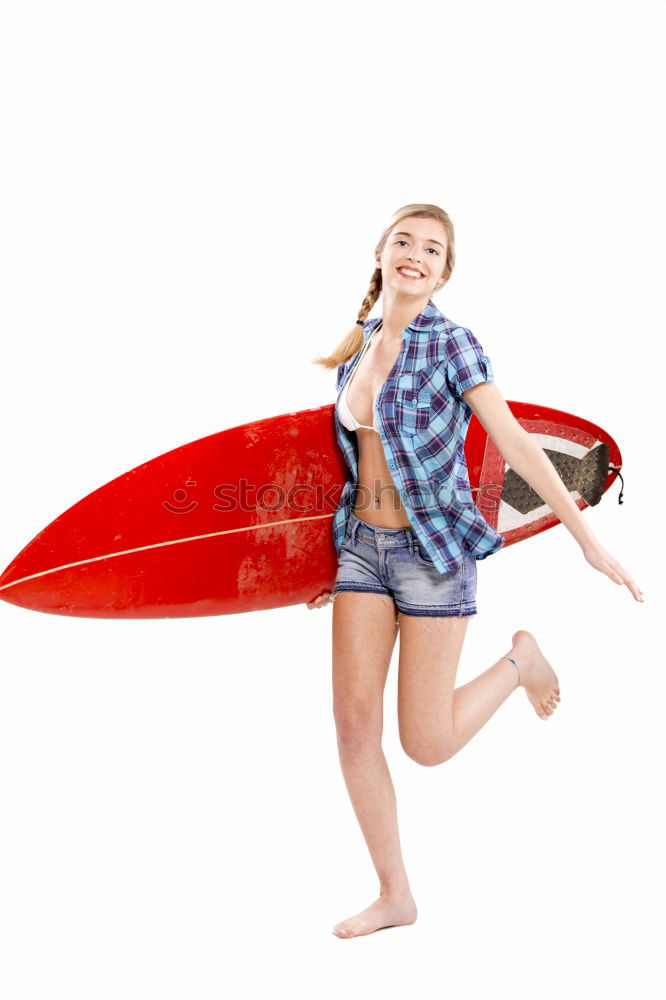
[395,372,432,434]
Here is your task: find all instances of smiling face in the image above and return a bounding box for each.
[377,216,449,300]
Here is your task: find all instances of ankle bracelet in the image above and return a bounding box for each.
[506,656,520,685]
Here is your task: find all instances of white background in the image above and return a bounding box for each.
[0,1,663,997]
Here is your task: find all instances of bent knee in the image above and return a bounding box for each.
[400,735,456,767]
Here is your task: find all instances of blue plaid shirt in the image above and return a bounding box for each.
[332,298,505,575]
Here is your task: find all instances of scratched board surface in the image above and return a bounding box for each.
[0,401,622,618]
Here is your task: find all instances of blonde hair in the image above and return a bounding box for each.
[313,203,456,371]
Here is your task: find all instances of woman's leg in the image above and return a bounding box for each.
[397,621,561,766]
[331,591,418,939]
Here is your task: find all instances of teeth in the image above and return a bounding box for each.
[398,267,423,278]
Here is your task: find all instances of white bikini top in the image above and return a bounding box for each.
[336,321,383,433]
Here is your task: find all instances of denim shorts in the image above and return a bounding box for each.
[333,510,477,617]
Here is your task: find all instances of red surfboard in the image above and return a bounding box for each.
[0,402,622,619]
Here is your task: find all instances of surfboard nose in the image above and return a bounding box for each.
[0,407,348,618]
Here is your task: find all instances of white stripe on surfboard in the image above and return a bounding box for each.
[0,512,336,592]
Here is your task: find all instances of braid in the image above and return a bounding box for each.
[312,268,383,370]
[355,269,382,326]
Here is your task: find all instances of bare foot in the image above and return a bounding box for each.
[332,893,417,938]
[509,630,561,721]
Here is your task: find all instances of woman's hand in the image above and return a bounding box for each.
[306,590,333,610]
[582,541,645,602]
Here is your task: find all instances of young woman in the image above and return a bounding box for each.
[308,203,644,939]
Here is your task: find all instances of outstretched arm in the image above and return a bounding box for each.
[463,381,645,604]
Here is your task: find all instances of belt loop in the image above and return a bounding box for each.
[350,512,360,544]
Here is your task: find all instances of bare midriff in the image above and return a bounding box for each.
[352,431,412,529]
[346,321,412,530]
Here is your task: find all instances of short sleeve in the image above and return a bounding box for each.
[445,327,494,400]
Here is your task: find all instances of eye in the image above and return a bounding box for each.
[394,239,439,255]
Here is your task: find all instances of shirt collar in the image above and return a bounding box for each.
[365,297,441,340]
[407,297,441,334]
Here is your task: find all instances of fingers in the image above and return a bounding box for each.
[624,574,645,601]
[605,559,645,603]
[306,590,332,609]
[599,553,644,602]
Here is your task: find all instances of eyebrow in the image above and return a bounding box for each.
[394,231,445,250]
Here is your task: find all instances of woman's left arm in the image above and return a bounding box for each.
[463,381,645,603]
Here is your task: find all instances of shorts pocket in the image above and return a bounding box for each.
[340,534,355,553]
[412,538,436,568]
